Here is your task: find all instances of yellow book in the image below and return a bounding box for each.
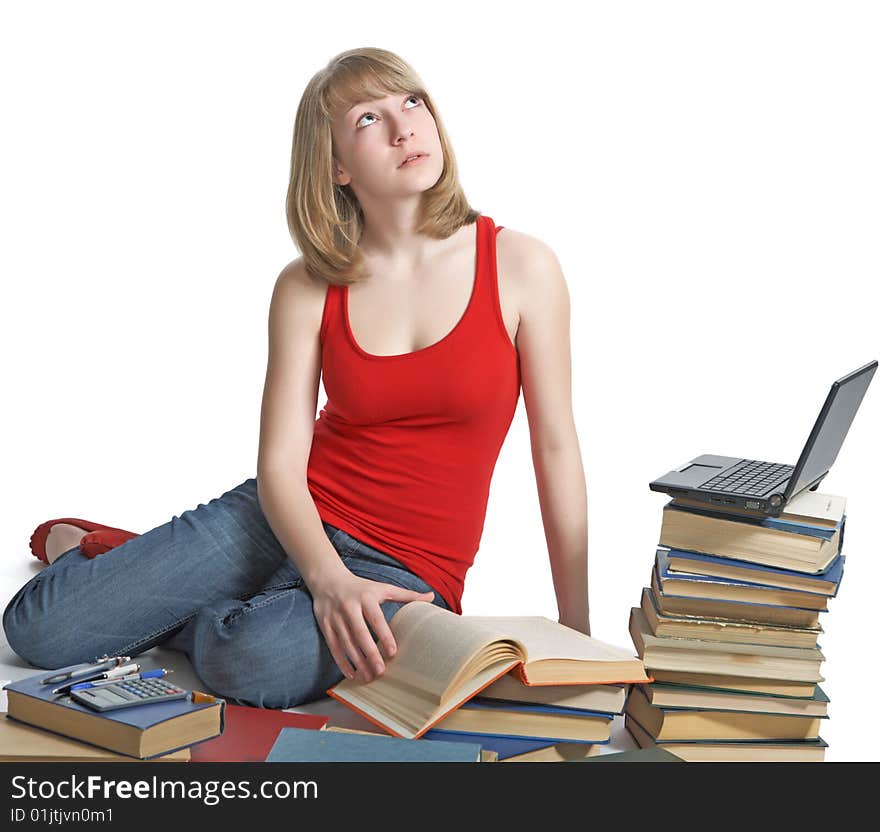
[626,714,826,762]
[629,607,825,682]
[659,504,841,573]
[649,669,818,698]
[641,586,822,649]
[0,714,190,762]
[625,685,821,741]
[328,601,649,739]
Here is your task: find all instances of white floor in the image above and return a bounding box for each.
[0,555,635,755]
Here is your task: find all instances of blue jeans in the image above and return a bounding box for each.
[2,477,448,709]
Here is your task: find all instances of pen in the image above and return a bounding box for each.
[41,655,131,685]
[51,663,141,695]
[70,669,174,691]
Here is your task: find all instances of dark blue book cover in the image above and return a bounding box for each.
[652,563,826,617]
[662,546,845,593]
[655,549,833,602]
[462,698,616,719]
[3,662,225,759]
[265,727,482,762]
[422,726,608,747]
[420,729,559,759]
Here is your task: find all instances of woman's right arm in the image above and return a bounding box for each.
[255,260,433,683]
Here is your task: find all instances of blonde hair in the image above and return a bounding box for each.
[286,47,479,286]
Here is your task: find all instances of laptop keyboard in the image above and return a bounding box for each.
[700,459,794,496]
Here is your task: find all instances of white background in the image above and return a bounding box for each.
[1,1,877,761]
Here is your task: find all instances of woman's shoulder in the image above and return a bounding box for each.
[495,225,565,300]
[270,257,332,333]
[495,225,560,267]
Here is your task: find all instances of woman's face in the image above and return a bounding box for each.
[330,90,443,202]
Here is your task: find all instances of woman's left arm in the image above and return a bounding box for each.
[503,232,590,636]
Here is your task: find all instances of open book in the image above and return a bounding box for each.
[326,601,650,739]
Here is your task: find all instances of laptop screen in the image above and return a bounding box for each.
[784,361,877,499]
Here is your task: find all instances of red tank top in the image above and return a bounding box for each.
[306,214,521,614]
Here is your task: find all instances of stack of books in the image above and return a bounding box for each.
[625,489,845,762]
[327,601,652,762]
[2,664,226,761]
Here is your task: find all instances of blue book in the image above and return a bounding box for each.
[265,727,482,762]
[3,662,225,760]
[421,729,562,759]
[655,549,830,610]
[464,698,616,718]
[433,697,614,743]
[661,547,845,596]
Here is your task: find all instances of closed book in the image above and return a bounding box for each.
[327,601,649,739]
[265,726,483,762]
[649,669,818,698]
[503,742,602,763]
[3,665,224,760]
[663,547,845,596]
[652,566,822,629]
[625,685,823,741]
[190,704,329,762]
[640,586,822,649]
[0,714,189,762]
[479,672,627,713]
[629,607,825,682]
[658,503,843,574]
[642,683,829,718]
[655,549,829,611]
[432,698,613,743]
[325,726,498,762]
[422,728,562,760]
[626,714,827,762]
[575,746,685,762]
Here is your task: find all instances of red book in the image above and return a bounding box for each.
[190,705,329,762]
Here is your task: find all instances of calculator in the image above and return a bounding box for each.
[70,677,189,711]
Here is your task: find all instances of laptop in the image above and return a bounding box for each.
[649,360,877,517]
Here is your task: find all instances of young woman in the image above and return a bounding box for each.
[3,47,590,710]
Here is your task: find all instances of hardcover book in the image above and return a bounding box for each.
[265,725,484,762]
[3,664,225,760]
[629,607,825,682]
[327,601,650,739]
[654,549,829,611]
[189,704,329,762]
[658,502,843,574]
[626,714,827,762]
[661,547,844,596]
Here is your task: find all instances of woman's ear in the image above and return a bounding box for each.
[332,158,351,187]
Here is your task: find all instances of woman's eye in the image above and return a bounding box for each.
[356,95,420,129]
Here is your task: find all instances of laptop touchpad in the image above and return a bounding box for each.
[679,463,723,474]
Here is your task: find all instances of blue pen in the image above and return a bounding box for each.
[70,668,173,691]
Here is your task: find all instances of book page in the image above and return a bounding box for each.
[464,616,637,665]
[381,603,524,701]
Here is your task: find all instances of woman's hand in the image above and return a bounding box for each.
[310,566,435,683]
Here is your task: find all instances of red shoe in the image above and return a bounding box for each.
[80,528,140,558]
[29,518,140,564]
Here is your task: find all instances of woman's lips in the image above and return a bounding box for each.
[399,154,428,168]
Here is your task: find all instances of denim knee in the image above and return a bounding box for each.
[184,596,338,710]
[3,581,77,670]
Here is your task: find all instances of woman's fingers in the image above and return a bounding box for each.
[384,585,435,604]
[333,618,371,680]
[320,620,357,680]
[362,601,398,661]
[346,606,387,680]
